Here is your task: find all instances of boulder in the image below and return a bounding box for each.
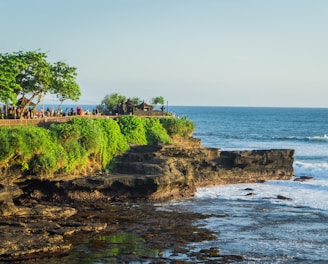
[294,176,314,182]
[277,195,292,200]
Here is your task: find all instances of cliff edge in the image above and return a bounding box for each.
[107,136,294,199]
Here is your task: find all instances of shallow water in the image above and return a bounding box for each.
[171,195,328,263]
[167,106,328,263]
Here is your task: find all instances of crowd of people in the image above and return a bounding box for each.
[0,105,100,119]
[37,106,100,118]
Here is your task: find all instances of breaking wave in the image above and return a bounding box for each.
[273,134,328,142]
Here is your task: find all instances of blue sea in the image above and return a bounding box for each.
[54,106,328,263]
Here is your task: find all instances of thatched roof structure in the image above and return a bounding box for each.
[136,101,154,111]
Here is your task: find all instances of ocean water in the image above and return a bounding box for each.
[163,106,328,263]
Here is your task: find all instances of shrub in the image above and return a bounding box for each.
[49,119,97,172]
[144,118,171,144]
[69,118,104,154]
[49,122,81,145]
[50,118,130,171]
[28,141,67,176]
[0,126,66,175]
[93,118,129,168]
[160,117,195,138]
[117,115,147,145]
[0,127,14,163]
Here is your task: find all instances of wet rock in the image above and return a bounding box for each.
[33,204,78,219]
[0,185,24,216]
[294,176,314,182]
[222,254,244,262]
[191,248,244,263]
[0,199,221,262]
[199,247,220,257]
[277,195,292,200]
[0,219,71,260]
[0,214,107,261]
[245,192,256,196]
[244,188,254,191]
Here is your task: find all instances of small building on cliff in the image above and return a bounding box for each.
[136,101,154,111]
[119,100,163,116]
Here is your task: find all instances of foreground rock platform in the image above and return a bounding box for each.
[0,137,294,261]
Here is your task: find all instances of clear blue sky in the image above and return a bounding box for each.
[1,0,327,107]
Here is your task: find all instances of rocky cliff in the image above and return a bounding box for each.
[0,137,294,216]
[0,137,294,260]
[108,137,294,198]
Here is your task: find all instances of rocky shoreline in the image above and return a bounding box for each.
[0,137,294,262]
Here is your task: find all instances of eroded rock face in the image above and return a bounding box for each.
[194,149,294,187]
[112,139,294,191]
[82,137,294,200]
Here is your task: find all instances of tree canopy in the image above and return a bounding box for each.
[51,61,80,107]
[152,96,165,105]
[98,93,127,115]
[0,52,25,104]
[129,97,142,105]
[0,50,80,118]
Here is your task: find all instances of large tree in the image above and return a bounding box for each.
[98,93,127,115]
[0,50,80,118]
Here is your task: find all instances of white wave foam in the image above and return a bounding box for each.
[272,134,328,142]
[307,134,328,141]
[294,161,328,180]
[195,176,328,211]
[192,157,328,211]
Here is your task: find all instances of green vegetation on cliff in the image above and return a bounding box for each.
[117,116,172,145]
[160,117,195,138]
[0,126,66,175]
[0,116,194,178]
